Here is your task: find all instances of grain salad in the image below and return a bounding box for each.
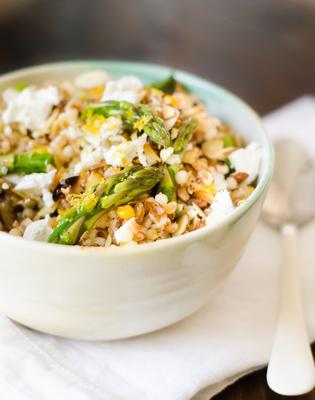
[0,71,261,246]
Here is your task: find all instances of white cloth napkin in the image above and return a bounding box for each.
[1,96,315,400]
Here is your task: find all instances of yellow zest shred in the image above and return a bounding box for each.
[164,95,178,107]
[34,145,49,153]
[201,183,216,196]
[88,85,105,98]
[133,115,152,132]
[83,114,107,134]
[50,219,58,228]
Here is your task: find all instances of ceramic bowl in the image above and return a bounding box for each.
[0,61,273,340]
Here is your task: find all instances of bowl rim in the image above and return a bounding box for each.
[0,60,273,256]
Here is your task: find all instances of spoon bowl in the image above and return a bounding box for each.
[262,138,315,229]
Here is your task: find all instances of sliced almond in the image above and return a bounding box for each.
[231,171,249,183]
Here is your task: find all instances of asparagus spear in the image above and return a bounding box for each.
[100,166,163,209]
[48,180,108,245]
[83,100,171,148]
[16,82,28,92]
[0,152,53,176]
[82,100,138,129]
[173,119,198,153]
[138,107,171,148]
[49,166,163,245]
[223,132,235,148]
[157,165,176,202]
[103,165,144,195]
[150,75,176,94]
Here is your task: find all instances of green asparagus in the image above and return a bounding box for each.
[223,132,235,148]
[16,82,29,92]
[82,100,138,129]
[48,180,108,245]
[48,166,163,245]
[173,119,198,153]
[0,152,53,176]
[83,100,171,148]
[138,107,171,148]
[157,165,176,202]
[150,75,177,94]
[100,166,163,209]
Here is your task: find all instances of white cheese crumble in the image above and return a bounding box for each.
[2,86,60,131]
[73,147,103,174]
[85,117,122,147]
[206,190,234,225]
[101,76,143,104]
[7,169,56,208]
[212,172,227,191]
[74,70,110,89]
[105,134,147,167]
[23,216,52,242]
[59,109,82,140]
[229,142,261,184]
[114,217,137,244]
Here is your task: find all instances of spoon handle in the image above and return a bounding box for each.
[267,223,315,395]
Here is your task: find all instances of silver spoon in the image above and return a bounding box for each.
[262,138,315,395]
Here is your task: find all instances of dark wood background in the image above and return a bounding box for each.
[1,0,315,398]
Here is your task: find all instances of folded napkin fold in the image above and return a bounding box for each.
[1,96,315,400]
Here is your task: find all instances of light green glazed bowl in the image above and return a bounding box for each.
[0,61,273,340]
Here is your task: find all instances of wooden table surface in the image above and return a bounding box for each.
[1,0,315,398]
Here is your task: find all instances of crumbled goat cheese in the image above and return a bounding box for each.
[85,117,122,146]
[114,217,137,243]
[2,86,60,131]
[229,142,261,184]
[212,172,227,191]
[23,216,52,242]
[105,134,147,167]
[74,70,110,89]
[101,76,143,104]
[206,190,234,225]
[73,147,104,174]
[7,169,56,208]
[58,109,82,140]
